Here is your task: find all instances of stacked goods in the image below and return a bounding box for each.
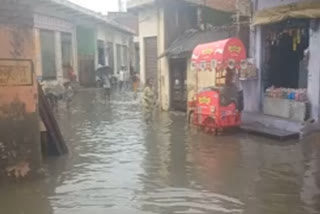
[265,87,307,102]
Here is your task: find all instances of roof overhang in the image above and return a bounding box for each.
[184,0,234,13]
[127,0,155,10]
[37,0,135,34]
[253,1,320,26]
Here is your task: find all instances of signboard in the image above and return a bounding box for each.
[0,60,33,86]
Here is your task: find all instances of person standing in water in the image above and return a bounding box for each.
[132,72,140,99]
[142,78,156,123]
[119,67,125,92]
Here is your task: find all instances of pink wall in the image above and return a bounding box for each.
[0,1,41,179]
[0,25,38,117]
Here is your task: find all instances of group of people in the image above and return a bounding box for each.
[101,67,141,101]
[100,70,156,123]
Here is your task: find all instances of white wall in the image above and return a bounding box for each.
[245,24,262,112]
[158,8,170,110]
[307,20,320,121]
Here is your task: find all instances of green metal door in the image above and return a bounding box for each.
[40,30,56,80]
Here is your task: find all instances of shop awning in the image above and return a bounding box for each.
[253,1,320,26]
[160,27,232,59]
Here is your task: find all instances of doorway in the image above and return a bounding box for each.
[264,20,309,90]
[40,30,56,80]
[144,37,158,92]
[61,33,73,79]
[170,59,187,112]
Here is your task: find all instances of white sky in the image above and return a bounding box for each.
[69,0,122,14]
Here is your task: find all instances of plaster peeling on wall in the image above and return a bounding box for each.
[10,28,25,57]
[0,96,26,120]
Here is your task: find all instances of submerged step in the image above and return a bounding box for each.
[241,122,300,140]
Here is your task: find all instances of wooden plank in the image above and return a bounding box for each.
[38,83,68,155]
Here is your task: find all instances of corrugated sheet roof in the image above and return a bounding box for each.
[185,0,235,12]
[128,0,251,16]
[162,26,236,58]
[185,0,250,15]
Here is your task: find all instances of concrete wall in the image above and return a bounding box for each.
[245,23,262,112]
[0,1,41,179]
[34,13,78,84]
[186,59,196,105]
[158,8,170,110]
[307,20,320,121]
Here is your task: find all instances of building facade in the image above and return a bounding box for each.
[33,0,135,87]
[34,12,78,85]
[246,0,320,135]
[129,0,249,111]
[97,24,133,75]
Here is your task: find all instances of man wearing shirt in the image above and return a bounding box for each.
[119,66,125,92]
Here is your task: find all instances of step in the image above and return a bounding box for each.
[242,111,303,133]
[241,122,300,140]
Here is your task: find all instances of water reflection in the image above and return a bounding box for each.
[0,89,320,214]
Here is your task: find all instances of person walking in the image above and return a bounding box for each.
[142,78,155,123]
[63,81,74,109]
[103,74,112,102]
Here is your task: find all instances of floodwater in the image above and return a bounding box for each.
[1,89,320,214]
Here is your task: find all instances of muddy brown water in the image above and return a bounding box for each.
[1,89,320,214]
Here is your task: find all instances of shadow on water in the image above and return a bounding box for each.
[1,89,320,214]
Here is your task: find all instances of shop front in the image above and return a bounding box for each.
[244,1,320,137]
[262,20,309,122]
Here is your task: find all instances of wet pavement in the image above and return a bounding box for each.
[1,89,320,214]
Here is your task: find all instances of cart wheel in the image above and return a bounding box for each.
[189,111,201,131]
[217,128,223,136]
[202,117,218,136]
[204,127,211,133]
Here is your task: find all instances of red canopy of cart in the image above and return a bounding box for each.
[192,38,247,64]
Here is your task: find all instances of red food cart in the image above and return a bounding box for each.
[188,38,247,135]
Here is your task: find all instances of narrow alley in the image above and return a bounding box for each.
[1,89,320,214]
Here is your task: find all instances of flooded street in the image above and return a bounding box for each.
[1,89,320,214]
